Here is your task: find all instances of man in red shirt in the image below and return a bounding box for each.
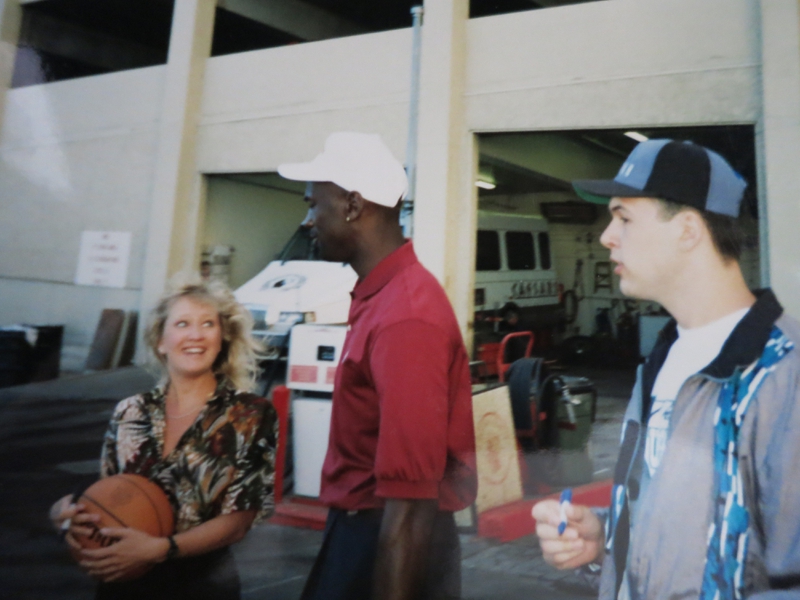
[279,132,477,600]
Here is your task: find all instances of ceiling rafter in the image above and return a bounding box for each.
[217,0,367,42]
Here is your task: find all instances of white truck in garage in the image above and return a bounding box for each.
[234,226,357,357]
[473,212,561,326]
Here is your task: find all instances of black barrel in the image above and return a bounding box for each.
[0,330,33,388]
[27,325,63,382]
[0,325,64,388]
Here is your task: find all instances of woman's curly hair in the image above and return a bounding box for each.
[145,278,261,391]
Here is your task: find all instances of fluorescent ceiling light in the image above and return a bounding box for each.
[624,131,649,143]
[476,166,496,190]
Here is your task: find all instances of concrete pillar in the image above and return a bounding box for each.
[413,0,478,346]
[138,0,216,358]
[0,0,21,135]
[760,0,800,319]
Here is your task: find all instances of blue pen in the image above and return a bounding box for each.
[557,488,572,536]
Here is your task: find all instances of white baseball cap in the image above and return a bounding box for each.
[278,132,408,207]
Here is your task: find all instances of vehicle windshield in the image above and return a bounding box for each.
[277,227,319,262]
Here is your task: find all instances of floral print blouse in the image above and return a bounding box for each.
[100,379,277,533]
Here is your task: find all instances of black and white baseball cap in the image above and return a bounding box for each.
[572,139,747,217]
[278,132,408,208]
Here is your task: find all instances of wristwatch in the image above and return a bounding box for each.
[165,536,180,560]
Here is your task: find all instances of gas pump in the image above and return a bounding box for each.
[285,323,347,497]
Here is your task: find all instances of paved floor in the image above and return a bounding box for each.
[0,365,634,599]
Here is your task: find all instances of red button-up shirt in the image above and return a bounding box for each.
[319,242,477,512]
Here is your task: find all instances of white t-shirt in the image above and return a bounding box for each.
[644,307,749,477]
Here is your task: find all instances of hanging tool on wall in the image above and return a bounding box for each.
[561,258,584,326]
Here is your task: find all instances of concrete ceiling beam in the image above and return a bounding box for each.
[527,0,577,7]
[19,11,163,71]
[217,0,367,42]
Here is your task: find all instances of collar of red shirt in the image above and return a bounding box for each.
[351,241,417,302]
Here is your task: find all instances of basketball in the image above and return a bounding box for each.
[69,474,175,581]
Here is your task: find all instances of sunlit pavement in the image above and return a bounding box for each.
[0,366,632,599]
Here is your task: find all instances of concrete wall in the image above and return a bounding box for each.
[1,0,787,367]
[0,66,164,369]
[465,0,759,132]
[196,28,414,173]
[203,176,308,289]
[760,0,800,318]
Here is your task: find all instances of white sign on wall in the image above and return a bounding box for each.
[75,231,132,288]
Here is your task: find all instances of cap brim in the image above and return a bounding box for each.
[572,179,649,204]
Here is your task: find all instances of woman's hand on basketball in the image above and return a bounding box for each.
[66,510,101,553]
[49,494,83,531]
[79,527,168,582]
[50,494,95,551]
[531,499,605,570]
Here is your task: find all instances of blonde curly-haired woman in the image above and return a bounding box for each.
[50,280,276,600]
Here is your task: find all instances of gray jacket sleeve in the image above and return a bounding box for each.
[748,356,800,599]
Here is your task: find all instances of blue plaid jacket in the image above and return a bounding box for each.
[598,290,800,600]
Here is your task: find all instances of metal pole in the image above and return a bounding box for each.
[401,5,423,237]
[754,2,770,288]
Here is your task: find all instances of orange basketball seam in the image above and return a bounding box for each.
[119,474,170,535]
[81,492,129,529]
